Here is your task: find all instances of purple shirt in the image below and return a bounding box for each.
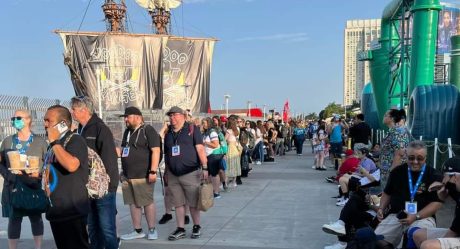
[358,157,377,174]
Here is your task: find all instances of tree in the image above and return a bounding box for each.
[322,102,344,119]
[305,112,318,120]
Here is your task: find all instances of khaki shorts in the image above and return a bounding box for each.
[375,213,436,247]
[122,178,155,207]
[168,170,201,208]
[425,228,460,249]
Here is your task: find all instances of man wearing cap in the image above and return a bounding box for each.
[163,106,208,241]
[412,157,460,249]
[118,106,162,241]
[327,115,348,170]
[375,141,443,248]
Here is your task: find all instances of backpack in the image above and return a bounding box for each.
[247,130,255,149]
[87,147,110,199]
[214,130,228,154]
[63,133,110,199]
[281,125,289,138]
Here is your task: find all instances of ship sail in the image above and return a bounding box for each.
[135,0,181,11]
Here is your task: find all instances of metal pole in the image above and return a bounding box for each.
[224,94,230,117]
[448,138,453,158]
[434,138,438,169]
[263,105,266,120]
[96,68,103,120]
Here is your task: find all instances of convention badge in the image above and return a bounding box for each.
[405,201,417,215]
[172,145,181,156]
[122,147,130,158]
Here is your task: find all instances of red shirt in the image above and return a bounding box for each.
[336,157,360,181]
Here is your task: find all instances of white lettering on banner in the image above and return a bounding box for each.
[89,44,142,105]
[162,45,191,110]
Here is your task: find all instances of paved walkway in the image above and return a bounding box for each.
[0,144,455,249]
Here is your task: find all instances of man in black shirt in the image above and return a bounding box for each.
[412,157,460,249]
[348,114,371,150]
[119,107,162,241]
[163,106,208,241]
[70,96,119,249]
[44,105,90,249]
[375,141,443,248]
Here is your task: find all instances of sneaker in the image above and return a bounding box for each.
[159,213,173,224]
[324,242,347,249]
[325,177,335,183]
[256,161,261,165]
[191,225,201,239]
[336,197,344,202]
[312,165,316,169]
[147,228,158,240]
[120,230,145,240]
[117,237,121,249]
[336,198,348,207]
[322,220,346,236]
[185,215,190,225]
[168,228,186,241]
[214,193,222,199]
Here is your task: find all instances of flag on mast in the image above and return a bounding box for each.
[283,100,290,122]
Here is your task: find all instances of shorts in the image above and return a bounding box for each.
[375,214,436,247]
[122,178,155,207]
[168,170,201,208]
[207,154,224,177]
[330,142,343,156]
[424,228,460,249]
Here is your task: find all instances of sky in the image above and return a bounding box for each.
[0,0,393,115]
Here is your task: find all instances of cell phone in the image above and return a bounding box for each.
[397,210,407,220]
[54,121,69,134]
[429,184,444,192]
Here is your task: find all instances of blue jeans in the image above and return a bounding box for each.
[295,136,305,154]
[252,141,264,161]
[88,192,118,249]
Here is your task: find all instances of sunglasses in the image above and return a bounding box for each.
[408,155,426,162]
[10,117,23,121]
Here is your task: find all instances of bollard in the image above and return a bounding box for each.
[434,138,438,169]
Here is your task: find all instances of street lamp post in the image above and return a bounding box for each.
[247,100,252,118]
[263,104,267,120]
[224,94,231,117]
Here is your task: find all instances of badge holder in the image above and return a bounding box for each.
[122,147,130,158]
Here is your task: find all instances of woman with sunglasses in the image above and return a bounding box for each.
[0,110,48,249]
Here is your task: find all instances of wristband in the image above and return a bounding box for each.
[50,140,61,147]
[149,170,157,174]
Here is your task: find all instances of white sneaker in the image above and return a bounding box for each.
[324,242,347,249]
[256,161,261,165]
[121,231,145,240]
[322,220,346,236]
[147,228,158,240]
[336,197,344,202]
[336,198,348,207]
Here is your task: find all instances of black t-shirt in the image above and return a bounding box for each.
[46,132,89,222]
[384,163,442,214]
[449,190,460,233]
[121,125,161,179]
[349,122,371,145]
[164,123,203,176]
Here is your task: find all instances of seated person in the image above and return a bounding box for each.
[322,180,381,249]
[412,157,460,249]
[326,149,359,184]
[374,141,443,249]
[337,147,379,207]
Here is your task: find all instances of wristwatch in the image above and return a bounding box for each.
[49,140,61,147]
[149,170,157,175]
[202,165,208,170]
[416,214,421,220]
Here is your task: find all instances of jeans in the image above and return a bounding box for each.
[275,138,285,155]
[88,192,118,249]
[253,141,264,161]
[295,136,305,154]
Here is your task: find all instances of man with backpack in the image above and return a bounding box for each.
[70,96,120,249]
[119,107,162,241]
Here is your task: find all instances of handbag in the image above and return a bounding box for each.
[11,179,49,213]
[197,180,214,212]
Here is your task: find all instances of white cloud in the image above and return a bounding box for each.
[235,33,309,43]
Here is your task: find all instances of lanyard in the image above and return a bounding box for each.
[172,127,182,146]
[408,164,426,202]
[77,125,85,135]
[12,134,34,154]
[126,126,143,147]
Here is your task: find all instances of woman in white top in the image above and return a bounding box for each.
[201,117,223,198]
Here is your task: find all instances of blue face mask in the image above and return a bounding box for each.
[12,119,25,131]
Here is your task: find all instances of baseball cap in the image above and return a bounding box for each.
[166,106,185,116]
[220,115,228,122]
[355,227,384,243]
[443,157,460,173]
[119,106,142,117]
[345,149,354,156]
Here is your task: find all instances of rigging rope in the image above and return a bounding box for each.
[77,0,94,33]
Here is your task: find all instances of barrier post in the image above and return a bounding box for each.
[448,138,453,158]
[371,129,374,145]
[419,136,423,141]
[434,138,438,169]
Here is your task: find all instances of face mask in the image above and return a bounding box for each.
[12,119,25,131]
[446,181,458,193]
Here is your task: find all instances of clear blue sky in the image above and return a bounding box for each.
[0,0,391,115]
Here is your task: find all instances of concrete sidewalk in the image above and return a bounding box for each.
[0,145,454,249]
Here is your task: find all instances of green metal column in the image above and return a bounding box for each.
[450,35,460,89]
[409,0,441,96]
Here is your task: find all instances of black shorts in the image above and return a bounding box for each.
[207,154,224,177]
[330,142,343,156]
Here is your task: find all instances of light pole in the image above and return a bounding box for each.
[263,104,267,120]
[247,100,252,118]
[224,94,231,117]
